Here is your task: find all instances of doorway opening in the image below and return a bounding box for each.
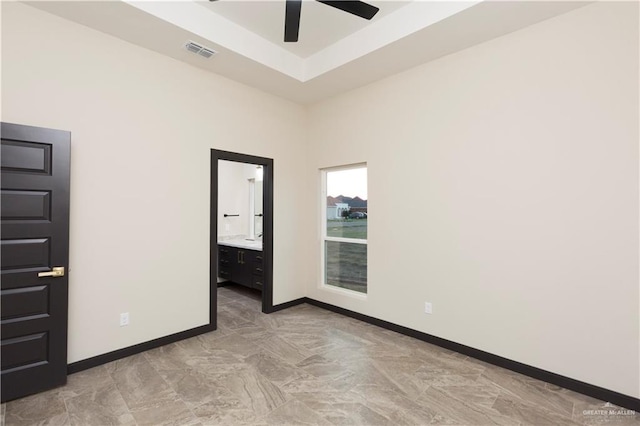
[210,149,274,328]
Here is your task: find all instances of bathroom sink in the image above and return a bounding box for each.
[218,237,262,251]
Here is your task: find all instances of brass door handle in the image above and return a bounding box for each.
[38,267,65,278]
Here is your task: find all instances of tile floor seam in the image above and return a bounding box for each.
[105,362,137,415]
[254,343,304,372]
[253,367,292,414]
[483,388,501,410]
[489,389,577,426]
[182,350,276,422]
[60,391,71,426]
[107,357,180,423]
[182,397,199,426]
[292,395,331,423]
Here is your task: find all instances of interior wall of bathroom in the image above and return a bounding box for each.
[1,2,311,363]
[218,160,258,238]
[307,2,639,397]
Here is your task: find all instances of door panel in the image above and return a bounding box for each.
[1,238,51,271]
[1,122,70,402]
[0,140,52,174]
[1,285,49,319]
[1,190,51,221]
[1,333,49,371]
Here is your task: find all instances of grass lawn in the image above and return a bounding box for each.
[327,219,367,239]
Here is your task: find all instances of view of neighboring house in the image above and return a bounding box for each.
[327,202,349,220]
[327,195,368,220]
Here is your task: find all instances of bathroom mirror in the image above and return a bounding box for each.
[249,177,263,240]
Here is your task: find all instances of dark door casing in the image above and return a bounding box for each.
[1,122,71,402]
[211,150,274,316]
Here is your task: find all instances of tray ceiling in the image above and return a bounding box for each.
[26,1,589,104]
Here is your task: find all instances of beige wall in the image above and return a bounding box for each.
[307,2,639,397]
[1,3,310,363]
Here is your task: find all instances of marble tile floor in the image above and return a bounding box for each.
[2,285,638,426]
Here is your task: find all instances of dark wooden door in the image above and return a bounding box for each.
[1,122,71,402]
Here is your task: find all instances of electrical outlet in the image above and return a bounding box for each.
[424,302,432,314]
[120,312,130,326]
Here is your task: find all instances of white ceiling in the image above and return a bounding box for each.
[27,1,589,104]
[198,0,412,58]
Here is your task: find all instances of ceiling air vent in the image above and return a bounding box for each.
[184,41,217,59]
[199,48,216,59]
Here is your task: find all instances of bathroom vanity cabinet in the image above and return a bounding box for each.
[218,244,264,291]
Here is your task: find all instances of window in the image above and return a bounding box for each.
[321,165,367,294]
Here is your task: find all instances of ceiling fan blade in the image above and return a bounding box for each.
[284,0,302,42]
[316,1,379,20]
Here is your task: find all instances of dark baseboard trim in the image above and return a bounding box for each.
[66,296,305,373]
[304,298,640,412]
[269,297,307,313]
[67,324,215,374]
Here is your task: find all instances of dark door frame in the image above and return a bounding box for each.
[210,149,275,321]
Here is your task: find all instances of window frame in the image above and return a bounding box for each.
[320,163,368,297]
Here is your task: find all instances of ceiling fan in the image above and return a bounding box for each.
[209,0,380,43]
